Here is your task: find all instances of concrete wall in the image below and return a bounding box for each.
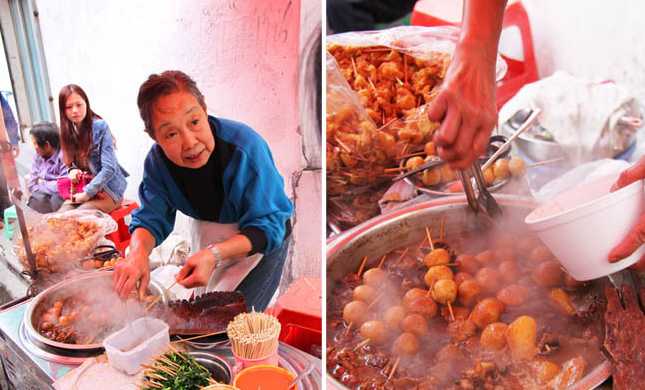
[35,0,322,288]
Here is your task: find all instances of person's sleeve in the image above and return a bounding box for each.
[84,123,117,198]
[27,158,40,193]
[233,143,293,254]
[129,159,177,247]
[1,95,19,145]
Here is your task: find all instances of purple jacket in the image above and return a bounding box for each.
[28,150,67,195]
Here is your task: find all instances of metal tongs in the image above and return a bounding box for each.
[458,159,503,219]
[78,244,120,264]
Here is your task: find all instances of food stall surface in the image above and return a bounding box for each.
[0,299,322,389]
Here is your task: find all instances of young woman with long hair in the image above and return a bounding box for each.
[58,84,128,213]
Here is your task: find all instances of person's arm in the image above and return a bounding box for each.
[42,154,68,194]
[234,140,293,254]
[82,121,117,199]
[0,95,19,146]
[113,155,177,298]
[175,234,253,288]
[428,0,507,169]
[608,156,645,271]
[113,227,156,298]
[27,157,42,193]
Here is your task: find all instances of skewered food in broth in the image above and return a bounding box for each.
[327,220,607,389]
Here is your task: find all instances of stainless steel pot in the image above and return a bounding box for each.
[24,271,166,351]
[326,194,611,390]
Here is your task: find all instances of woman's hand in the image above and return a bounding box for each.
[428,41,498,169]
[176,248,217,288]
[113,250,150,299]
[68,168,82,183]
[608,156,645,270]
[72,191,90,203]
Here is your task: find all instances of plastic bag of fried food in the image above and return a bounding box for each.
[327,26,507,228]
[326,26,455,227]
[15,209,118,274]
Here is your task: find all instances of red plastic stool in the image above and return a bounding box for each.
[496,1,539,108]
[411,0,538,109]
[267,277,321,356]
[106,199,139,255]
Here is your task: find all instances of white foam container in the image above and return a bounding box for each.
[103,317,170,375]
[525,173,644,281]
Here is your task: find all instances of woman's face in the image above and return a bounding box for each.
[64,93,87,125]
[151,91,213,169]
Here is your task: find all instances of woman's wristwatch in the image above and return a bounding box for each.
[207,243,225,268]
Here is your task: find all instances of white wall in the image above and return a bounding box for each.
[36,0,322,285]
[523,0,645,104]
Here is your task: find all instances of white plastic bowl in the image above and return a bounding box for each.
[525,173,644,281]
[103,317,170,375]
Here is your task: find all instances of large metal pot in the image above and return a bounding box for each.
[24,271,166,351]
[326,194,611,390]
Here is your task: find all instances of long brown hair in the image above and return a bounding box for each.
[58,84,101,168]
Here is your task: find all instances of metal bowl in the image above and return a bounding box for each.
[24,271,166,351]
[186,351,232,384]
[326,195,611,390]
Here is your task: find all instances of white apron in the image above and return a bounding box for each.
[189,218,263,295]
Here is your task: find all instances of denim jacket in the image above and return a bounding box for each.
[83,119,128,202]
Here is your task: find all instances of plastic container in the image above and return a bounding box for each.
[232,349,279,372]
[233,365,296,390]
[525,173,644,280]
[103,317,170,375]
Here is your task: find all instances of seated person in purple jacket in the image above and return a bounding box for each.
[27,122,67,213]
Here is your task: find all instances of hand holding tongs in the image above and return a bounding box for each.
[458,159,503,218]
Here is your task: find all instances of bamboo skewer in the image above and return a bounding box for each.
[416,236,428,252]
[447,302,455,322]
[403,55,408,85]
[398,151,426,160]
[387,357,400,382]
[351,56,358,78]
[357,255,369,277]
[368,77,377,91]
[377,254,387,269]
[171,331,224,344]
[353,338,370,351]
[227,311,281,361]
[395,248,409,266]
[426,227,434,251]
[144,295,162,312]
[384,166,407,173]
[527,157,565,168]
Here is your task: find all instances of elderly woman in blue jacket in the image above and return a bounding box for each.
[58,84,128,212]
[113,71,293,310]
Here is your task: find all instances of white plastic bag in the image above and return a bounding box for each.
[15,209,118,273]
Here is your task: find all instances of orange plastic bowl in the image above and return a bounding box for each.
[233,365,296,390]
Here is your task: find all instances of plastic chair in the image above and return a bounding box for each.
[411,0,538,108]
[106,199,139,255]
